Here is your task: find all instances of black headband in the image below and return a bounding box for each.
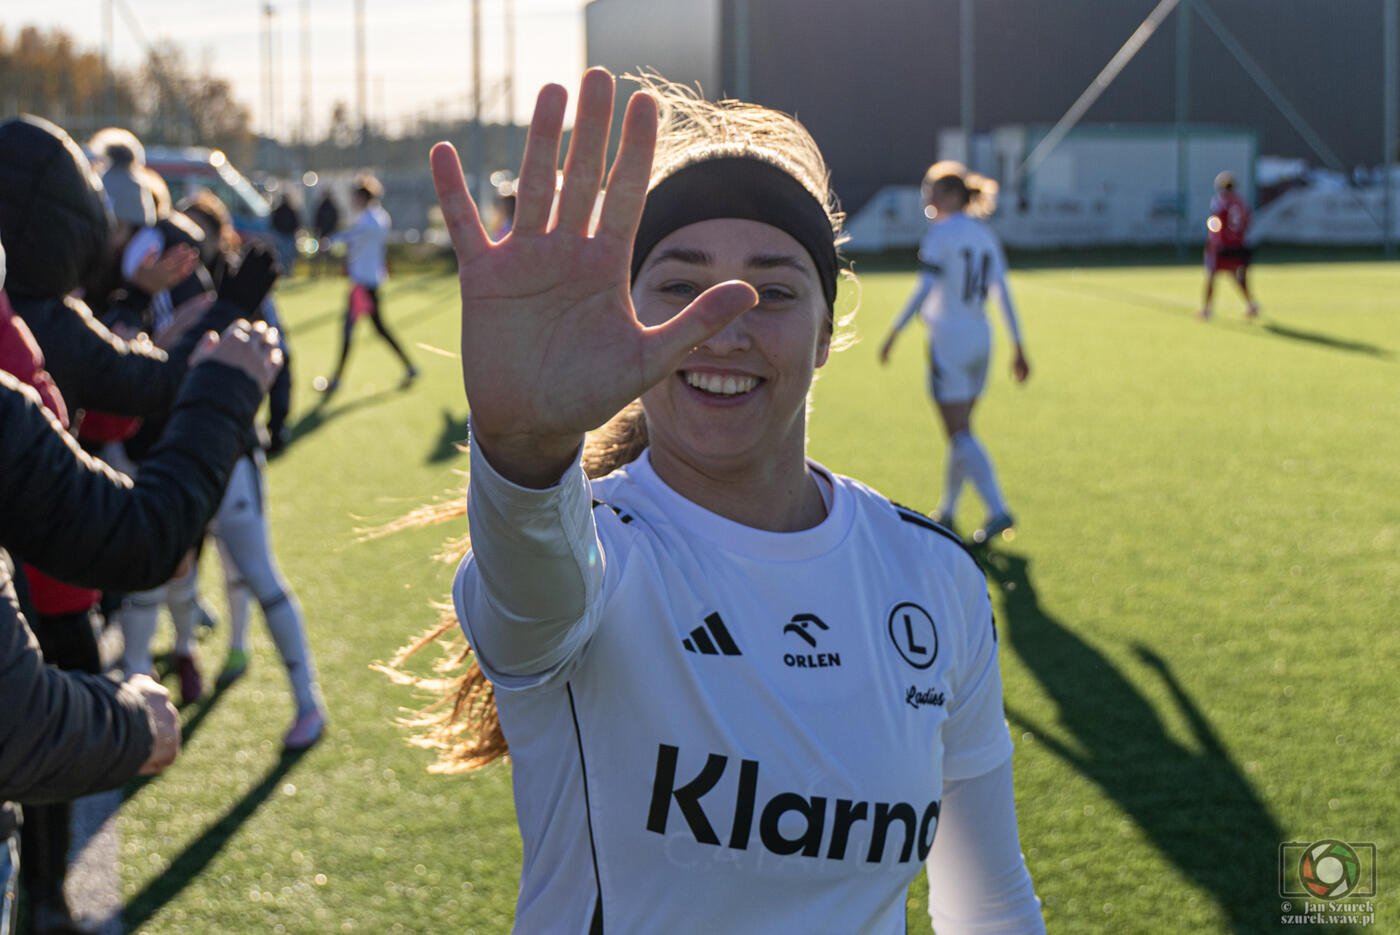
[631,156,839,310]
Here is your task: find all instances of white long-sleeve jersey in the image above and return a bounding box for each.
[455,438,1043,934]
[891,214,1022,346]
[329,204,390,287]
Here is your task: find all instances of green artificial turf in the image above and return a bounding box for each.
[121,259,1398,933]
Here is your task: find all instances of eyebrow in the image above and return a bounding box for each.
[644,247,810,275]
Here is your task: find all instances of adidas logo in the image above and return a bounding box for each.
[682,612,742,656]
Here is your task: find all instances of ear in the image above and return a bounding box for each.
[814,320,832,369]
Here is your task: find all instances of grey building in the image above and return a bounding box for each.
[585,0,1394,213]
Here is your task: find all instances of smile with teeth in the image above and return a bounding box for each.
[683,371,760,396]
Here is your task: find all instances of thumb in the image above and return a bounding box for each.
[639,280,758,382]
[189,330,220,366]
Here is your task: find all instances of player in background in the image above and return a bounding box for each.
[879,161,1029,545]
[315,175,418,396]
[1199,170,1260,321]
[393,70,1044,933]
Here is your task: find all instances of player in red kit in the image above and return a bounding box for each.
[1199,171,1260,321]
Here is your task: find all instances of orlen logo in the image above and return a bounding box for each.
[645,745,939,863]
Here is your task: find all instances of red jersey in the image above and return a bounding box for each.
[1208,191,1250,249]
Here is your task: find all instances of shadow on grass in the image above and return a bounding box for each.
[428,409,471,464]
[1258,321,1392,359]
[121,748,311,930]
[284,388,397,447]
[122,678,235,803]
[981,550,1340,934]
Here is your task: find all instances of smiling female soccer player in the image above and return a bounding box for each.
[422,69,1044,933]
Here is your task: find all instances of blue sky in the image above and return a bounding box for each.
[7,0,589,135]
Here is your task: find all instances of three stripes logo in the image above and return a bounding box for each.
[683,612,742,657]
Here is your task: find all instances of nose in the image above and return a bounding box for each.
[697,308,752,355]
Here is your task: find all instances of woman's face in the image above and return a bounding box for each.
[632,218,832,477]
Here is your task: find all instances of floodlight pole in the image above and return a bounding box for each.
[301,0,311,147]
[469,0,485,207]
[1174,0,1191,256]
[356,0,368,164]
[1385,0,1397,256]
[504,0,516,127]
[960,0,974,170]
[263,4,276,140]
[103,0,116,120]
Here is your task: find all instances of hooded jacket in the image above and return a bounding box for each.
[0,116,256,417]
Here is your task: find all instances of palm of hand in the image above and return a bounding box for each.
[455,226,643,445]
[431,69,757,483]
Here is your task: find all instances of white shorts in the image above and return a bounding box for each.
[926,316,991,404]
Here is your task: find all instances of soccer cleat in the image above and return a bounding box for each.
[972,513,1015,545]
[174,652,204,705]
[1196,307,1213,321]
[216,648,250,689]
[400,366,420,389]
[283,706,327,751]
[1245,302,1260,319]
[929,510,955,530]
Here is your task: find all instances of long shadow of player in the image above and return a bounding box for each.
[983,550,1321,934]
[1257,321,1392,359]
[120,748,312,930]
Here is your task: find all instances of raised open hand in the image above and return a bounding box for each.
[430,68,757,487]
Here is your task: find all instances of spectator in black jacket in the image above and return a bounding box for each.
[312,190,340,278]
[0,320,282,932]
[0,116,283,935]
[0,115,275,418]
[271,193,300,277]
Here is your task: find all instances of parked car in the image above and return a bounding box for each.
[144,147,272,240]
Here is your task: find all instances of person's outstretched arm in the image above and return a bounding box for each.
[0,321,281,591]
[434,69,756,675]
[880,270,935,364]
[926,759,1045,933]
[0,587,179,802]
[988,244,1029,383]
[14,246,278,416]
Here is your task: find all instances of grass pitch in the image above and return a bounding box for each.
[118,257,1398,933]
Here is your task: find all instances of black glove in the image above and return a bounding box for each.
[217,243,280,316]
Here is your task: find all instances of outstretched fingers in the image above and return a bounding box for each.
[513,84,568,234]
[429,142,490,262]
[639,280,758,386]
[596,90,658,243]
[555,68,616,233]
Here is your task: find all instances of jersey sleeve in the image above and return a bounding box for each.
[452,433,608,691]
[941,552,1014,781]
[890,271,936,335]
[925,758,1046,933]
[916,224,945,275]
[988,238,1024,346]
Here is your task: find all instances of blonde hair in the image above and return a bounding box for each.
[378,405,648,772]
[385,76,857,773]
[921,160,999,219]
